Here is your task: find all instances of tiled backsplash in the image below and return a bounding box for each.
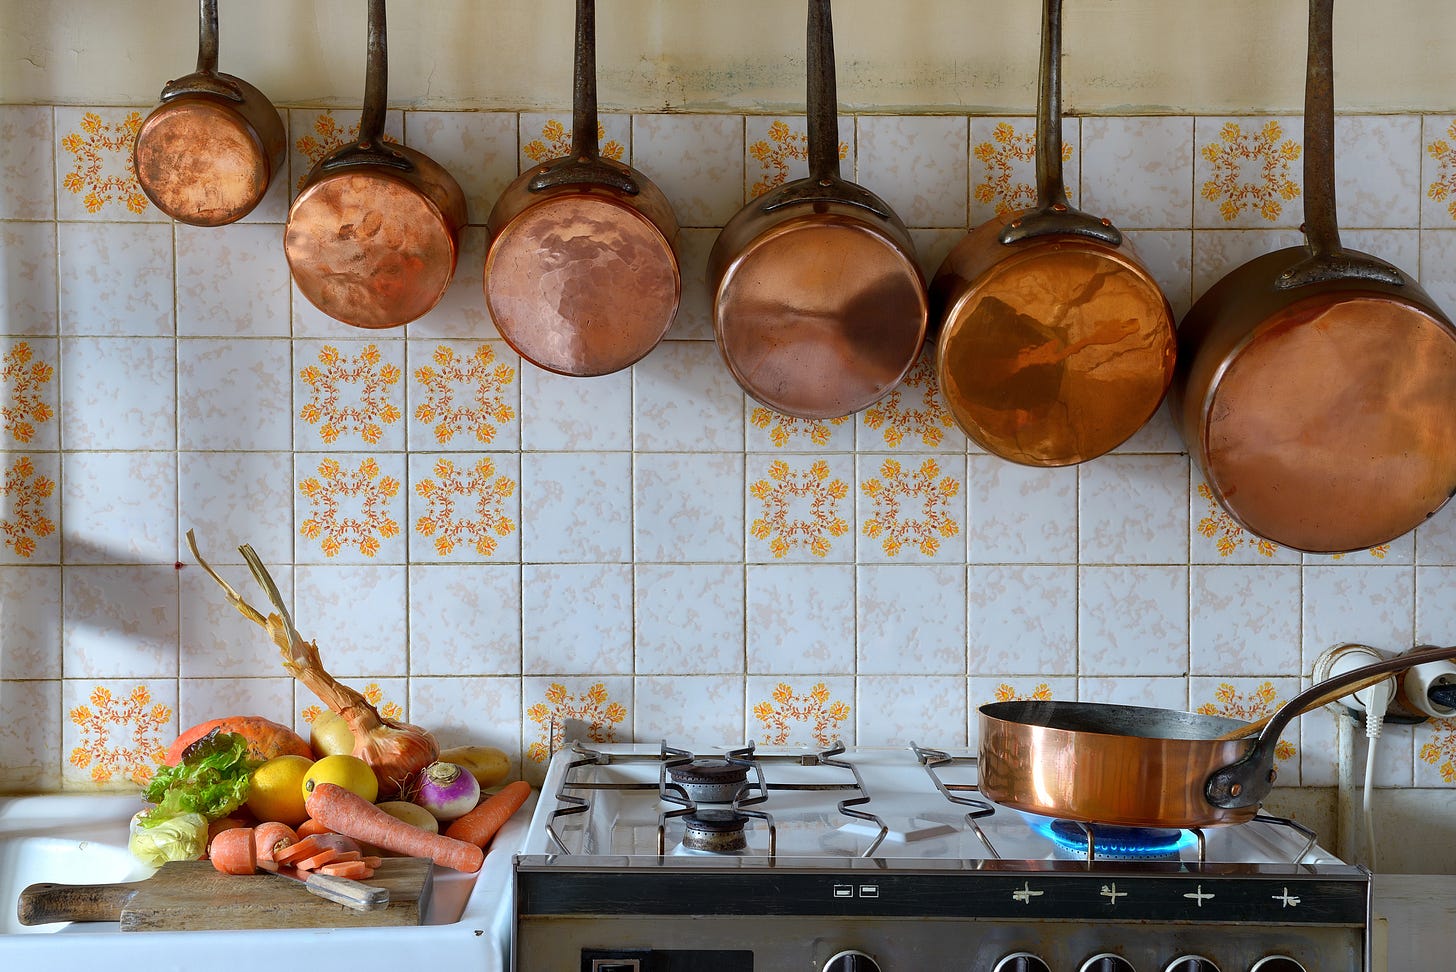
[3,103,1456,795]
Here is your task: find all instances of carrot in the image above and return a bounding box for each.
[210,827,257,875]
[208,816,249,843]
[444,780,531,849]
[318,861,375,879]
[296,817,333,838]
[274,832,359,866]
[252,821,298,864]
[297,848,361,871]
[305,782,484,873]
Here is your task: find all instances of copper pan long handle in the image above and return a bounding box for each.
[1215,667,1402,741]
[1206,642,1456,809]
[160,0,245,103]
[319,0,411,174]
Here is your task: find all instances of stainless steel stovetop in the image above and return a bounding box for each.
[512,742,1370,972]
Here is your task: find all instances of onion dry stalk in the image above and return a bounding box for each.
[186,530,438,798]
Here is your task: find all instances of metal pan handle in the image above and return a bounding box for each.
[1206,642,1456,809]
[530,0,640,195]
[159,0,245,103]
[1276,0,1402,290]
[321,0,414,174]
[998,0,1122,248]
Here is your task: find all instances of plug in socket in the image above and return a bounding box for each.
[1398,644,1456,720]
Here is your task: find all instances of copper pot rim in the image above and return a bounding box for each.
[134,97,274,225]
[485,188,680,279]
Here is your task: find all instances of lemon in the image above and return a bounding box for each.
[247,754,313,825]
[302,753,379,805]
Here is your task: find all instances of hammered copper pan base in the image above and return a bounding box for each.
[134,100,272,227]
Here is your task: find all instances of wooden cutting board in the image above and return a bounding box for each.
[18,857,433,931]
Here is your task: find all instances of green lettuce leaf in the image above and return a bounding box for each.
[139,729,256,825]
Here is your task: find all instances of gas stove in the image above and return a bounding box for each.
[512,742,1370,972]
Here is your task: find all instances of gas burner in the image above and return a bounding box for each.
[681,807,749,853]
[1045,819,1193,860]
[666,757,751,804]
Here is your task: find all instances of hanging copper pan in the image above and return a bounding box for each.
[484,0,680,377]
[284,0,467,330]
[931,0,1175,467]
[1170,0,1456,554]
[133,0,286,226]
[708,0,927,420]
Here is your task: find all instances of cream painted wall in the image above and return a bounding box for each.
[4,0,1455,114]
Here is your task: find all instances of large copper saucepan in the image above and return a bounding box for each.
[931,0,1175,466]
[484,0,680,377]
[1170,0,1456,553]
[708,0,927,420]
[979,643,1456,829]
[285,0,467,329]
[133,0,286,226]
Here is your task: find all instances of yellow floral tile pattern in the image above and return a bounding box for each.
[1196,483,1278,558]
[973,121,1073,217]
[753,681,850,748]
[523,119,625,164]
[860,353,956,448]
[1418,719,1456,783]
[748,119,849,198]
[60,111,148,214]
[1427,120,1456,221]
[993,682,1054,703]
[413,345,516,446]
[299,344,402,445]
[299,456,402,558]
[526,682,627,763]
[1,455,56,559]
[68,685,171,786]
[1200,120,1302,222]
[750,459,850,558]
[414,456,517,557]
[861,457,961,558]
[749,407,849,448]
[294,113,398,193]
[1325,545,1391,561]
[2,342,55,443]
[1196,681,1296,761]
[302,682,403,725]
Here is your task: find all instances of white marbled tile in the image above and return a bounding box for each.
[634,564,744,676]
[1301,565,1415,673]
[177,677,295,731]
[0,222,58,336]
[1078,455,1188,565]
[1334,116,1419,230]
[856,564,966,676]
[1417,499,1456,566]
[1192,116,1304,230]
[0,678,60,790]
[855,453,966,564]
[178,564,293,679]
[408,110,518,226]
[521,451,629,563]
[1416,566,1456,645]
[57,222,173,336]
[407,339,521,452]
[635,452,743,563]
[0,336,58,450]
[1419,230,1456,317]
[62,565,178,679]
[61,677,178,789]
[966,457,1077,564]
[1189,469,1303,566]
[0,105,54,220]
[175,223,292,337]
[292,452,408,565]
[520,365,632,451]
[1079,116,1194,230]
[909,227,964,283]
[292,564,408,677]
[1190,228,1306,305]
[1077,676,1189,710]
[1189,565,1302,676]
[634,341,745,452]
[521,564,633,675]
[406,225,495,341]
[1078,565,1188,676]
[411,677,522,777]
[968,564,1077,676]
[669,228,717,342]
[634,675,745,748]
[855,675,966,747]
[746,674,855,749]
[631,114,744,228]
[0,566,62,678]
[745,453,855,564]
[744,564,854,675]
[1303,529,1415,568]
[178,451,295,567]
[62,451,176,564]
[408,563,521,677]
[1121,230,1193,323]
[1341,228,1419,281]
[858,115,968,229]
[60,336,175,450]
[293,339,407,452]
[407,452,521,563]
[179,338,293,451]
[54,107,159,222]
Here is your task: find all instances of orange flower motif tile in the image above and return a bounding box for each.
[747,119,848,198]
[860,457,961,559]
[2,342,55,444]
[299,344,403,447]
[67,684,171,786]
[1,454,56,560]
[993,682,1054,703]
[1195,483,1279,559]
[1418,719,1456,784]
[413,456,518,558]
[526,682,628,763]
[302,682,404,725]
[748,406,850,449]
[523,119,624,164]
[59,110,148,215]
[973,120,1073,217]
[412,344,517,447]
[298,456,403,559]
[753,681,850,748]
[293,111,398,193]
[1195,681,1297,761]
[1427,120,1456,222]
[749,459,851,559]
[859,352,957,449]
[1199,120,1302,223]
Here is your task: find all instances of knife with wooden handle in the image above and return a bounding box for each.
[258,861,389,910]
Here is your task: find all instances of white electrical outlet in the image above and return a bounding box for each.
[1311,643,1395,714]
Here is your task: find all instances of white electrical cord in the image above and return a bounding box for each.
[1358,678,1392,872]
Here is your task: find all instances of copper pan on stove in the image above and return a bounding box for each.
[1170,0,1456,553]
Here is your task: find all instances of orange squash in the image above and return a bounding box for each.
[165,716,313,766]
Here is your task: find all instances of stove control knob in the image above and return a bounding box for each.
[992,954,1051,972]
[1248,960,1306,972]
[1164,958,1220,972]
[1079,955,1135,972]
[823,949,880,972]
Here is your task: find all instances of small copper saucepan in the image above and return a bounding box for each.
[285,0,467,329]
[707,0,927,420]
[1170,0,1456,553]
[484,0,681,377]
[133,0,286,226]
[931,0,1175,467]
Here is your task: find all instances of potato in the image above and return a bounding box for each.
[437,745,510,789]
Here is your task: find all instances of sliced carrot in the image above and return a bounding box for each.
[444,780,531,849]
[252,821,298,864]
[361,856,382,868]
[317,861,375,879]
[305,782,484,873]
[209,827,257,875]
[297,817,333,838]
